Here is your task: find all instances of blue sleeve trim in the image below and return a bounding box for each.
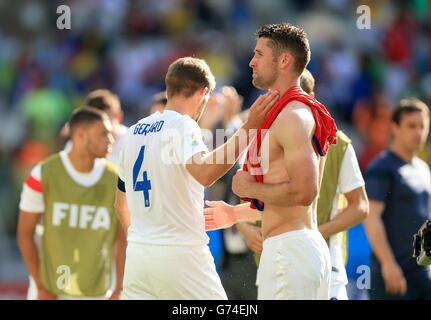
[117,177,126,192]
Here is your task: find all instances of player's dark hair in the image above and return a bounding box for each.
[69,107,108,134]
[392,98,430,125]
[256,23,310,75]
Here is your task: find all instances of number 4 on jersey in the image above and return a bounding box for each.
[133,146,152,207]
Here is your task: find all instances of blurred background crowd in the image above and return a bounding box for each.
[0,0,430,299]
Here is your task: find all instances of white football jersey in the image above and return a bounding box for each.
[118,110,209,246]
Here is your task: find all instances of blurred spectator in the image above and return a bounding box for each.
[149,91,167,114]
[85,89,128,166]
[62,89,128,167]
[353,89,393,171]
[364,98,431,299]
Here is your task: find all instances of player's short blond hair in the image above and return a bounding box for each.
[165,57,216,99]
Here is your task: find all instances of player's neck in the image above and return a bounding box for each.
[165,97,197,118]
[390,143,415,163]
[67,148,96,173]
[270,75,300,97]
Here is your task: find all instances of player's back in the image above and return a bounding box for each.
[120,110,209,246]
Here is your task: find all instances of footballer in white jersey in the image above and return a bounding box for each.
[118,110,227,299]
[115,57,278,299]
[119,110,210,247]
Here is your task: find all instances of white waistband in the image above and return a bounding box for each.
[263,228,321,245]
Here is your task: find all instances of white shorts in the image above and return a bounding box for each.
[123,241,227,300]
[257,229,331,300]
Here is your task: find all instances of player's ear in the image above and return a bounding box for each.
[279,52,292,70]
[116,111,124,124]
[73,126,87,142]
[198,86,209,99]
[193,87,209,103]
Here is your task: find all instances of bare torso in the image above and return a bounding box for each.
[259,102,325,240]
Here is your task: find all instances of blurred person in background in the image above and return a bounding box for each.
[352,89,393,171]
[62,89,128,167]
[149,91,167,114]
[17,108,126,300]
[364,98,431,299]
[302,69,369,300]
[85,90,128,166]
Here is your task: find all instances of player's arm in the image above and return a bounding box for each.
[363,200,406,295]
[237,222,263,254]
[17,210,43,291]
[17,166,57,299]
[318,186,369,239]
[186,90,279,187]
[114,189,130,235]
[363,165,406,295]
[233,106,319,206]
[319,144,369,238]
[109,225,126,300]
[17,210,56,299]
[363,201,394,266]
[204,201,261,231]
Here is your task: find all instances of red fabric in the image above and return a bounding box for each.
[241,85,337,209]
[25,175,42,193]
